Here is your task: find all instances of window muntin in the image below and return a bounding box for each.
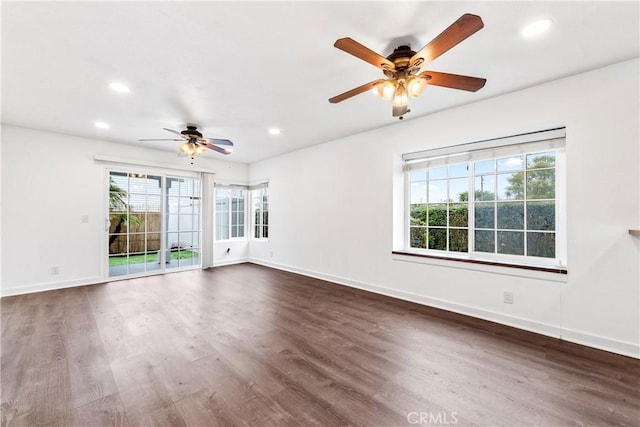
[252,186,269,239]
[215,187,246,241]
[406,143,562,266]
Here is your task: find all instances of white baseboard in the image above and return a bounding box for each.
[213,257,248,267]
[249,258,640,359]
[1,276,105,298]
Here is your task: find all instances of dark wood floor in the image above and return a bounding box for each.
[1,263,638,426]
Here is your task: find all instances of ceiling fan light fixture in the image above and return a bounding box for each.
[196,145,207,155]
[179,142,193,155]
[407,76,427,98]
[376,79,396,100]
[392,82,408,107]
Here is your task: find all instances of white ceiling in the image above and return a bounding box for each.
[2,1,638,164]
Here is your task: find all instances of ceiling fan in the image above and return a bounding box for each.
[139,125,234,162]
[329,13,487,119]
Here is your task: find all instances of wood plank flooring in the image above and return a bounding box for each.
[1,263,638,426]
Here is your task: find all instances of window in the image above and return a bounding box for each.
[252,184,269,239]
[404,128,565,268]
[215,186,246,240]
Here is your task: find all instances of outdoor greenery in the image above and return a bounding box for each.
[109,178,141,249]
[108,249,197,267]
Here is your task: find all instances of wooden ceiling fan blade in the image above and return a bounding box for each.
[410,14,484,68]
[329,79,385,103]
[420,71,486,92]
[163,128,186,137]
[202,142,232,155]
[334,38,395,70]
[202,138,234,147]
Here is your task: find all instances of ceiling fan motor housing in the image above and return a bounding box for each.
[384,45,421,78]
[182,125,203,140]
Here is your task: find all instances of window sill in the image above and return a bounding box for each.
[392,250,567,281]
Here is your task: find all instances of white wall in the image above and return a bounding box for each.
[1,125,249,295]
[249,58,640,358]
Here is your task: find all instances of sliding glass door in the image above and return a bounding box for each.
[107,170,201,278]
[166,175,201,269]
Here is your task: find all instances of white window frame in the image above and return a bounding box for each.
[214,184,247,241]
[251,183,269,240]
[402,128,566,270]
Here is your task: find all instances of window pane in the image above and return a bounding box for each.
[147,195,162,213]
[475,159,495,175]
[410,227,427,249]
[449,178,468,203]
[527,232,555,258]
[167,232,180,250]
[497,231,524,255]
[411,181,427,204]
[263,225,268,239]
[410,204,427,226]
[428,228,447,251]
[191,249,201,266]
[448,163,468,178]
[527,201,555,230]
[497,202,524,230]
[428,181,447,203]
[178,232,195,249]
[474,175,495,201]
[449,204,468,227]
[428,204,447,226]
[410,169,427,181]
[475,230,495,253]
[180,199,196,214]
[474,203,495,229]
[129,232,145,253]
[129,176,146,194]
[146,176,162,195]
[526,169,555,199]
[109,234,128,254]
[449,229,468,252]
[179,214,196,231]
[429,166,447,180]
[497,173,523,200]
[527,152,555,169]
[146,233,161,253]
[497,156,524,172]
[218,224,229,240]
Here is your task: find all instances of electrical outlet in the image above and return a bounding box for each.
[81,215,89,223]
[51,266,60,275]
[503,290,514,304]
[269,251,274,257]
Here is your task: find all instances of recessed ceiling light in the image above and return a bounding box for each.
[268,128,281,135]
[95,121,110,129]
[109,81,130,93]
[522,18,553,38]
